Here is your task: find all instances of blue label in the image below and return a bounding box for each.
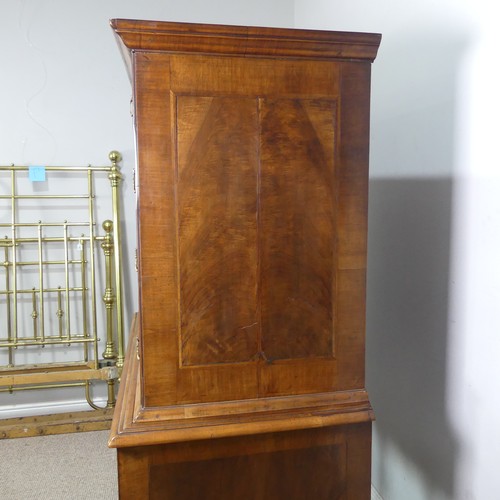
[29,166,46,182]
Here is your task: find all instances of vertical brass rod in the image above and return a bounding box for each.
[10,170,18,344]
[101,220,116,361]
[4,241,13,365]
[88,170,99,370]
[63,222,71,340]
[37,222,45,342]
[108,151,124,372]
[32,288,38,340]
[106,378,116,408]
[80,237,89,362]
[56,287,63,338]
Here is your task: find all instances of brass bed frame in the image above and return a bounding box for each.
[0,151,124,410]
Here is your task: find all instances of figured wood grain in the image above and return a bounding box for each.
[169,55,340,98]
[177,95,259,366]
[149,443,345,500]
[260,98,336,360]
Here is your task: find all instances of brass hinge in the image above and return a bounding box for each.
[135,249,139,272]
[136,336,141,360]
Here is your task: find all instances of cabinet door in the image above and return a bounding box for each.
[135,52,370,407]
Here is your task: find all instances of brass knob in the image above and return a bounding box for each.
[109,150,122,164]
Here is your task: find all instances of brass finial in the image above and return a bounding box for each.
[102,219,113,234]
[108,151,123,187]
[109,150,122,165]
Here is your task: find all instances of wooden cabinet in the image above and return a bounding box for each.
[109,19,381,499]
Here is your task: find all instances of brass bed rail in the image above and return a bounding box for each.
[0,151,124,410]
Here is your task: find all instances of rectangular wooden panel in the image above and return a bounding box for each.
[150,444,345,500]
[116,423,372,500]
[176,95,260,366]
[260,98,337,360]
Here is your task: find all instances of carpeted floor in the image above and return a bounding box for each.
[0,431,118,500]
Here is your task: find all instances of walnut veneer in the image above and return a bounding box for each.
[109,19,381,499]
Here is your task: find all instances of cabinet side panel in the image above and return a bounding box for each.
[176,95,260,366]
[260,98,337,360]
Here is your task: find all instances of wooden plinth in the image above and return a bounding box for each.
[0,408,113,440]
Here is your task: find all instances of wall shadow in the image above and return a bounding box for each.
[365,29,471,499]
[367,177,455,498]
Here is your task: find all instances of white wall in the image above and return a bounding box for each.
[295,1,500,499]
[0,0,294,416]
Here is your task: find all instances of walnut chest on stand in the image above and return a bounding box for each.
[109,19,381,500]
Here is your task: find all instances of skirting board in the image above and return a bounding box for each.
[0,397,108,419]
[372,484,384,500]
